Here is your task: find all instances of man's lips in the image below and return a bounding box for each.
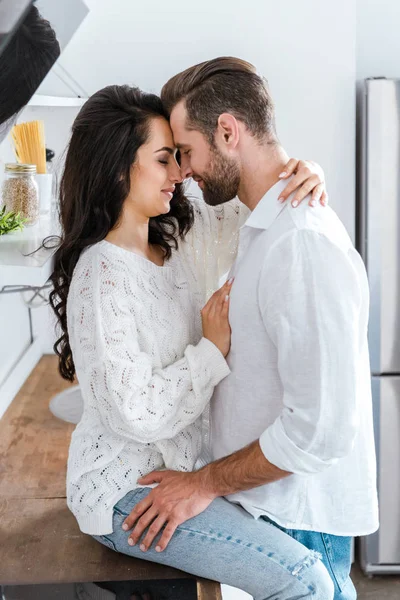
[193,177,204,190]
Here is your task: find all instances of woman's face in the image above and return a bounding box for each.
[128,116,182,219]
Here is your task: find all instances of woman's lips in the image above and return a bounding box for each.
[162,189,174,200]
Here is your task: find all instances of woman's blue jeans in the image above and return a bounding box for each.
[92,488,338,599]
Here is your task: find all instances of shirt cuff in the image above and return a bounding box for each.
[195,337,231,386]
[259,418,338,476]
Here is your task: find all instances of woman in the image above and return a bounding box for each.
[51,84,330,599]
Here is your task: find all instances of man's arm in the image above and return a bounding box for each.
[197,439,291,497]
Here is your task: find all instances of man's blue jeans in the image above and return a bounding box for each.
[262,516,356,600]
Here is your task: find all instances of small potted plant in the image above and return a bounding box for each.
[0,205,28,235]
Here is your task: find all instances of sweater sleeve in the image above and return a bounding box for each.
[71,254,230,445]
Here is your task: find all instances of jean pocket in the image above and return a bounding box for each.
[321,533,352,593]
[92,534,118,552]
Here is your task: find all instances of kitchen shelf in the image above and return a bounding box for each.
[0,214,59,289]
[28,95,88,108]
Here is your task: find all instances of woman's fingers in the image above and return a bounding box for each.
[278,170,311,203]
[279,157,299,178]
[203,279,233,313]
[291,175,322,207]
[321,191,329,206]
[202,278,233,329]
[220,280,232,302]
[311,182,325,206]
[220,289,230,318]
[221,295,230,323]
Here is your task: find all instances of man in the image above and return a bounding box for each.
[123,57,379,599]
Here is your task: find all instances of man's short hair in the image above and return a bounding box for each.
[161,56,277,144]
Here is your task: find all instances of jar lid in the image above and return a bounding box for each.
[5,163,37,173]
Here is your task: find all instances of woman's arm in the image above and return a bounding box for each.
[70,254,231,445]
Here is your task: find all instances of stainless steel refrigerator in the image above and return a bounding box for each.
[358,77,400,574]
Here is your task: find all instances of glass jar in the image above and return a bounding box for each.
[1,163,39,226]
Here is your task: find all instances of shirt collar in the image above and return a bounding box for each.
[243,178,292,231]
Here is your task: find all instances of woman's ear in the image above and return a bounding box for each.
[216,113,240,150]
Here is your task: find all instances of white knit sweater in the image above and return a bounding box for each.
[66,197,248,535]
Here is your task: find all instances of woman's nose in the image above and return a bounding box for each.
[179,155,192,180]
[170,166,183,184]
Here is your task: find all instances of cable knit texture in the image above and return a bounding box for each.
[66,197,248,534]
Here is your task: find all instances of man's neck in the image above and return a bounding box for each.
[237,143,290,211]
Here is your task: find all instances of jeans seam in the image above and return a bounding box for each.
[96,534,118,552]
[175,524,320,595]
[114,506,129,517]
[320,533,342,593]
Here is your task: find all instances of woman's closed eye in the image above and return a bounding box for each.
[158,154,170,165]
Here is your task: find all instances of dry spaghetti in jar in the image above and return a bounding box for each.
[1,163,39,225]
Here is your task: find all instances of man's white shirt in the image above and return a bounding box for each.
[210,180,379,536]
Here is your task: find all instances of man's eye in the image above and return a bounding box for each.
[184,150,191,156]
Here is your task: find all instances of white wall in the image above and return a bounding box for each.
[357,0,400,81]
[58,0,357,239]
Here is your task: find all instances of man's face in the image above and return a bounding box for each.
[169,101,240,206]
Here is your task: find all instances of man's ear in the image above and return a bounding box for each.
[216,113,240,150]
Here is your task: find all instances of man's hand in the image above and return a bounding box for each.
[122,470,216,552]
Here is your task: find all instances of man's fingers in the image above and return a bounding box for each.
[154,521,179,552]
[139,515,167,552]
[128,507,158,546]
[137,471,164,485]
[122,495,153,531]
[279,157,299,179]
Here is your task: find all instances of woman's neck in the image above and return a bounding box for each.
[105,206,164,266]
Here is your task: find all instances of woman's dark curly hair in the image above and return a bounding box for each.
[49,84,194,382]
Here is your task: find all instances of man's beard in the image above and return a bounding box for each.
[201,146,240,206]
